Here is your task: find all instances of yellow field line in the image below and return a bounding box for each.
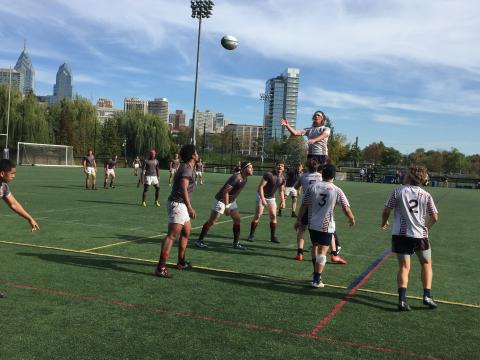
[80,214,255,252]
[1,239,478,309]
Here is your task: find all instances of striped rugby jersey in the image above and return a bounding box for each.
[385,185,438,238]
[302,181,350,233]
[304,126,330,155]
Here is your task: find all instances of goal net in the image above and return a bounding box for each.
[17,142,75,166]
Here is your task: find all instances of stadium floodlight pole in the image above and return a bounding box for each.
[259,92,272,165]
[1,67,12,159]
[190,0,214,146]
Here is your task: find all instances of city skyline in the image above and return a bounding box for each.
[1,1,479,155]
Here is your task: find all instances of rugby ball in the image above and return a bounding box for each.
[221,35,239,50]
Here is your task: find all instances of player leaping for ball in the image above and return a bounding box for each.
[195,162,254,250]
[281,110,330,168]
[247,161,286,243]
[1,159,40,298]
[295,165,355,288]
[140,149,161,207]
[155,144,198,278]
[381,165,439,311]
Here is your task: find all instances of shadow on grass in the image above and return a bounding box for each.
[76,199,140,206]
[16,252,150,276]
[38,184,86,190]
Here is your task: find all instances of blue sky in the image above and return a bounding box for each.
[1,0,479,155]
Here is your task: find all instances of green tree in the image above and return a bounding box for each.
[99,117,121,156]
[363,142,386,165]
[444,148,467,174]
[381,146,402,166]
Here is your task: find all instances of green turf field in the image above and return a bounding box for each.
[1,166,479,359]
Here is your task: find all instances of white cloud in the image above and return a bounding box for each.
[373,114,416,126]
[75,74,104,85]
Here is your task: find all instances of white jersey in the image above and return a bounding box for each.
[303,181,350,233]
[385,185,438,238]
[304,126,330,155]
[295,171,323,200]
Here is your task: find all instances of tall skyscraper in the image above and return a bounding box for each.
[263,68,300,140]
[53,63,73,102]
[14,42,35,94]
[214,112,224,132]
[148,98,169,122]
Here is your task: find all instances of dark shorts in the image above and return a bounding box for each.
[301,208,309,226]
[307,154,328,168]
[392,235,430,255]
[308,229,333,246]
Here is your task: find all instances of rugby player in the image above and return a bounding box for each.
[381,164,439,311]
[295,164,355,288]
[168,153,180,186]
[132,155,141,176]
[83,149,97,190]
[103,155,118,189]
[195,161,254,250]
[280,162,303,218]
[247,162,286,243]
[140,149,160,207]
[155,144,198,278]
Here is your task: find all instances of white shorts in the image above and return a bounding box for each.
[196,171,203,176]
[284,187,298,197]
[211,199,238,214]
[170,169,177,175]
[145,176,159,186]
[256,193,277,209]
[167,201,190,225]
[106,169,115,176]
[134,164,140,169]
[86,167,96,175]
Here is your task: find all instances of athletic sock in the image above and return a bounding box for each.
[249,221,258,237]
[199,222,212,240]
[233,224,240,242]
[269,222,276,238]
[330,250,338,256]
[334,231,341,248]
[313,272,321,283]
[297,248,304,255]
[158,251,169,269]
[398,287,407,302]
[423,288,432,298]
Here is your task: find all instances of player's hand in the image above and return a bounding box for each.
[280,201,286,209]
[280,118,289,126]
[29,219,40,231]
[294,220,301,231]
[261,199,267,207]
[307,139,315,145]
[381,221,389,230]
[188,206,196,219]
[348,217,356,226]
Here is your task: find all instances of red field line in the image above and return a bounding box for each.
[309,251,393,336]
[4,281,440,360]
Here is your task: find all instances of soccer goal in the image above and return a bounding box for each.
[17,142,75,166]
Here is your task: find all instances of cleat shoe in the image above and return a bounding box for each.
[154,201,160,207]
[291,211,297,218]
[337,246,342,254]
[296,253,303,261]
[141,201,147,207]
[398,301,412,311]
[270,237,280,243]
[0,291,5,298]
[331,255,348,264]
[195,240,208,248]
[246,235,255,242]
[176,261,192,270]
[154,267,172,278]
[311,280,325,288]
[233,242,246,250]
[423,297,438,309]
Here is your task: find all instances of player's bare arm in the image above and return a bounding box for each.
[426,212,439,230]
[279,184,286,209]
[294,203,308,230]
[381,207,391,229]
[180,177,195,218]
[280,118,304,136]
[222,185,233,216]
[343,206,356,226]
[307,131,329,144]
[4,193,39,231]
[258,179,268,206]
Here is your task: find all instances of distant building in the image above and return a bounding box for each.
[96,98,113,108]
[226,124,264,156]
[0,68,24,93]
[96,106,123,124]
[214,112,224,133]
[52,63,73,103]
[264,67,300,140]
[148,98,168,122]
[194,110,215,134]
[14,42,35,94]
[169,110,186,129]
[124,97,148,114]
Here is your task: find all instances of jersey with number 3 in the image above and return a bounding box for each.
[302,181,350,233]
[385,185,438,238]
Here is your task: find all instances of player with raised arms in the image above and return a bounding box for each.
[103,155,118,189]
[155,144,198,278]
[195,161,254,250]
[381,164,439,311]
[295,164,355,288]
[1,159,40,298]
[140,149,160,207]
[247,161,286,244]
[83,148,97,190]
[281,110,330,168]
